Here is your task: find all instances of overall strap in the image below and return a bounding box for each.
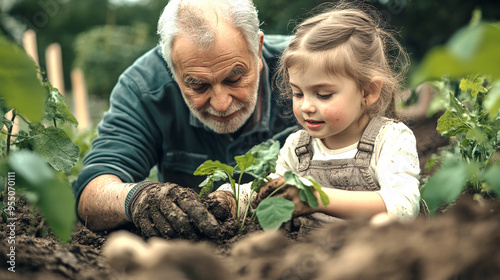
[356,116,390,159]
[295,130,313,172]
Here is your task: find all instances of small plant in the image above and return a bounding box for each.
[0,32,79,242]
[421,75,500,215]
[194,140,329,231]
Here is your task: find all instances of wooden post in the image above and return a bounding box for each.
[22,29,40,68]
[71,68,91,132]
[45,43,65,96]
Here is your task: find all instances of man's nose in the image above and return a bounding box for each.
[210,85,233,112]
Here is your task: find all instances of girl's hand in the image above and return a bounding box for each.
[253,177,315,216]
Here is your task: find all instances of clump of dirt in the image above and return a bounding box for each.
[100,195,500,280]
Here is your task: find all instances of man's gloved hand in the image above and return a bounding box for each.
[128,182,236,239]
[252,177,315,216]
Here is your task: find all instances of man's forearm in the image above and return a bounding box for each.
[78,174,134,231]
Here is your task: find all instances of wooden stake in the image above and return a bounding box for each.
[71,68,91,132]
[46,43,65,96]
[22,29,40,67]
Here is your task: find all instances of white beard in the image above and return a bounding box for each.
[182,78,259,134]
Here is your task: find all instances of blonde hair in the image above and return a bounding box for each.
[277,1,409,118]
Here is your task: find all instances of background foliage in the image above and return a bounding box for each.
[2,0,500,101]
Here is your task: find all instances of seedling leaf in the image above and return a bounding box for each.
[283,171,320,208]
[243,140,280,179]
[308,177,330,206]
[234,152,255,174]
[256,196,294,231]
[194,160,233,178]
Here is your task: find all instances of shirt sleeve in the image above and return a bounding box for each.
[73,72,162,202]
[373,122,421,221]
[275,130,302,176]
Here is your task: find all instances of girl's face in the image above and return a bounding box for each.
[289,65,369,150]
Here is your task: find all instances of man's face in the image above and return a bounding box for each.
[172,24,263,134]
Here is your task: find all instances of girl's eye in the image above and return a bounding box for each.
[292,92,303,98]
[317,93,333,99]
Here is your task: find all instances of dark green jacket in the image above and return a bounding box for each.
[73,35,298,203]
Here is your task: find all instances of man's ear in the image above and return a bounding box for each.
[258,31,264,72]
[363,77,383,106]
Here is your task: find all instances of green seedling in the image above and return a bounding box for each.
[194,139,329,231]
[422,75,500,215]
[0,32,79,242]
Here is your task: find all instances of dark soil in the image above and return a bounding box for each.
[3,116,499,280]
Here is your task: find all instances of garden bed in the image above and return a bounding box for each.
[1,116,499,280]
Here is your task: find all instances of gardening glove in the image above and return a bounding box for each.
[127,181,235,240]
[252,177,315,216]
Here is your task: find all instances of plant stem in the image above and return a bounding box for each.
[240,189,255,229]
[246,182,288,228]
[5,110,16,157]
[236,172,245,232]
[4,111,16,200]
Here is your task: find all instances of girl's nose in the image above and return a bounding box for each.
[301,96,316,114]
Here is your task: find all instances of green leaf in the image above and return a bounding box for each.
[234,152,255,174]
[283,171,319,208]
[411,23,500,88]
[421,160,468,215]
[4,151,76,242]
[28,126,80,172]
[256,196,294,231]
[459,75,486,97]
[44,83,78,126]
[436,109,469,137]
[243,140,280,179]
[483,165,500,196]
[194,160,233,178]
[0,96,11,117]
[198,169,227,198]
[0,33,46,122]
[308,177,330,206]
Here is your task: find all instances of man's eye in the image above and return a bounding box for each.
[226,76,242,84]
[191,84,209,93]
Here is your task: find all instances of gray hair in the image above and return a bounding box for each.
[157,0,260,81]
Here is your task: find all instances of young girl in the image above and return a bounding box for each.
[255,2,421,222]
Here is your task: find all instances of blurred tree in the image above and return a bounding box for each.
[5,0,500,99]
[368,0,500,65]
[73,24,155,98]
[8,0,110,94]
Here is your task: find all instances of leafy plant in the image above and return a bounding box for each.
[0,32,79,242]
[194,140,329,231]
[421,75,500,215]
[410,16,500,88]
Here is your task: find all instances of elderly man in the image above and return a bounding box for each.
[74,0,297,239]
